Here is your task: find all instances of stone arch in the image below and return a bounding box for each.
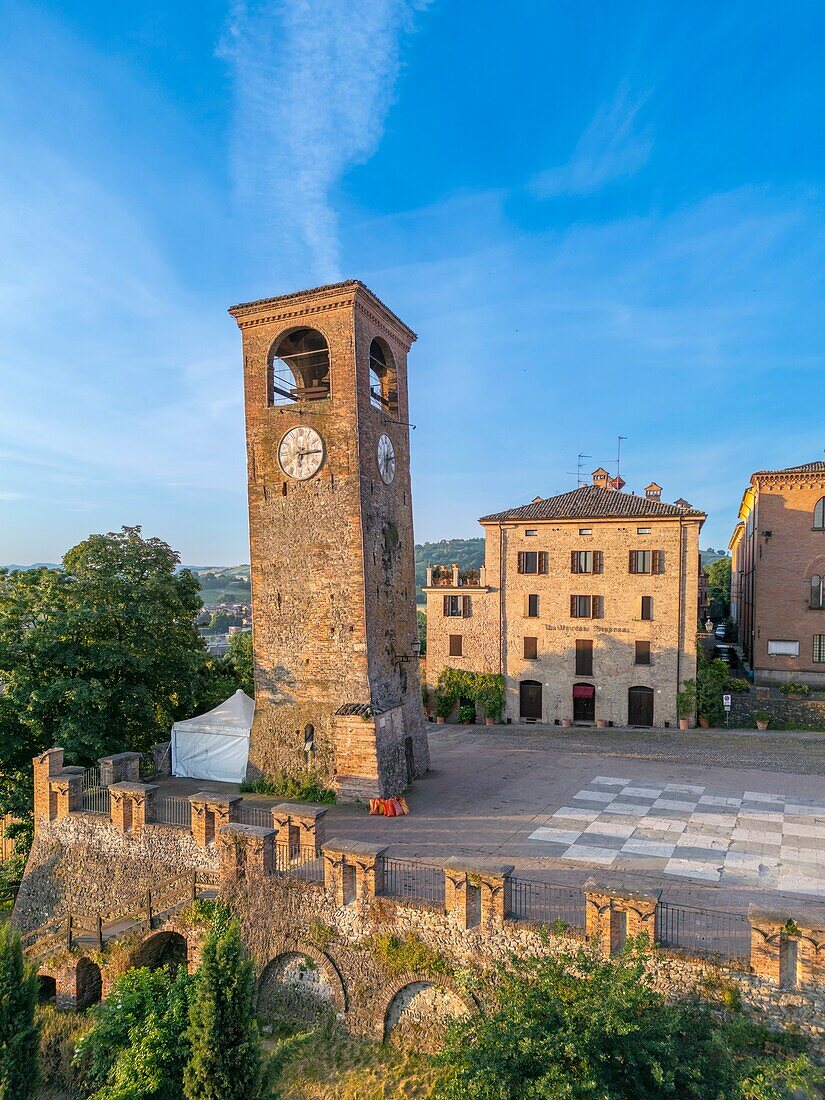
[37,973,57,1005]
[131,930,189,973]
[257,945,347,1025]
[381,973,479,1050]
[76,957,103,1009]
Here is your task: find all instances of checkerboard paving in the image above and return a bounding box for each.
[528,776,825,895]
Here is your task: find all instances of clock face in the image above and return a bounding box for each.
[278,426,325,481]
[377,433,396,485]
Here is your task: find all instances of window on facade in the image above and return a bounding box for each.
[368,338,399,415]
[637,527,651,535]
[449,634,463,657]
[517,551,548,574]
[525,594,540,617]
[524,636,538,660]
[815,498,825,530]
[641,596,653,620]
[443,595,471,618]
[629,550,665,574]
[525,529,538,537]
[575,638,593,675]
[579,528,592,536]
[570,595,604,619]
[635,640,651,665]
[571,550,604,574]
[814,635,825,663]
[812,576,825,609]
[767,640,800,657]
[269,328,331,405]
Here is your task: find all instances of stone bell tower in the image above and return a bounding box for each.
[229,281,430,801]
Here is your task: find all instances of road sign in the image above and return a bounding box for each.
[722,694,732,711]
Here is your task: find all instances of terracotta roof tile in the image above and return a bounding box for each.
[479,485,705,523]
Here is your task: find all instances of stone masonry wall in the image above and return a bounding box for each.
[16,812,825,1051]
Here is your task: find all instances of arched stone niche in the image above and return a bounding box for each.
[258,947,346,1025]
[382,977,475,1051]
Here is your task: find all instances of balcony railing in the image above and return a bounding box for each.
[506,876,586,929]
[428,565,482,588]
[381,856,445,907]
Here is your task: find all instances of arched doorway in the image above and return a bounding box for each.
[258,952,339,1026]
[132,931,188,973]
[76,958,103,1009]
[573,683,595,723]
[519,680,542,721]
[37,975,56,1004]
[628,686,654,727]
[383,980,473,1051]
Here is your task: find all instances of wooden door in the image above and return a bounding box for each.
[628,686,654,727]
[519,680,543,720]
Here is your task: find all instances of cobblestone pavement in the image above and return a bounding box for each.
[321,724,825,916]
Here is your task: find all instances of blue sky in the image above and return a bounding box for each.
[1,1,824,564]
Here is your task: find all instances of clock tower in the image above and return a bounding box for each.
[229,281,430,801]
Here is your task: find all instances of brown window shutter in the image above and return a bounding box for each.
[593,595,604,619]
[570,595,577,617]
[517,551,525,574]
[462,595,472,618]
[570,550,578,574]
[594,551,604,574]
[653,550,665,574]
[539,551,549,574]
[629,551,636,574]
[443,594,450,616]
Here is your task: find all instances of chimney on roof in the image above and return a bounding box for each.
[674,497,691,509]
[532,496,542,504]
[592,467,610,489]
[645,482,662,501]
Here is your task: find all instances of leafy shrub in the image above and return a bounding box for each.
[780,681,809,696]
[240,772,335,803]
[369,932,450,977]
[697,652,728,725]
[727,678,750,694]
[676,679,696,719]
[37,1005,91,1099]
[458,705,476,724]
[435,668,505,721]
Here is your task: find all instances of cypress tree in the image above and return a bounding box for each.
[183,918,264,1100]
[0,923,40,1100]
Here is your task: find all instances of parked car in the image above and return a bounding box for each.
[714,624,726,639]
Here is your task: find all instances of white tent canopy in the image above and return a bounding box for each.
[171,689,254,783]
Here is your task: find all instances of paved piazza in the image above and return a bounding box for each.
[528,774,825,894]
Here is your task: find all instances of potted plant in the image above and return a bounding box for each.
[676,680,697,730]
[561,717,572,727]
[596,718,607,729]
[458,704,476,725]
[754,711,770,732]
[475,674,505,727]
[435,694,453,725]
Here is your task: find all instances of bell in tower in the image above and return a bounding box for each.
[229,281,430,802]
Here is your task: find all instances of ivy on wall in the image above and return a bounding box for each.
[434,669,505,721]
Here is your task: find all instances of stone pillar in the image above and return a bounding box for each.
[98,751,142,787]
[749,906,825,988]
[322,840,387,905]
[444,858,513,931]
[48,769,84,822]
[189,793,241,847]
[451,563,460,585]
[217,824,275,884]
[150,741,172,778]
[426,566,433,586]
[108,782,158,837]
[33,748,64,832]
[584,880,660,956]
[272,803,328,854]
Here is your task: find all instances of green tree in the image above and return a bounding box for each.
[417,609,427,656]
[209,611,231,633]
[184,919,264,1100]
[437,941,736,1099]
[0,924,40,1100]
[75,965,193,1100]
[697,652,728,725]
[0,526,207,813]
[706,557,732,614]
[228,630,254,696]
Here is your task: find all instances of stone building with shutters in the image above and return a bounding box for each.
[729,459,825,686]
[424,469,705,728]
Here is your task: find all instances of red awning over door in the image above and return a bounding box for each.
[572,684,595,699]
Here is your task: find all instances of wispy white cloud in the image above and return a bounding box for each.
[530,81,652,199]
[219,0,432,282]
[0,491,24,502]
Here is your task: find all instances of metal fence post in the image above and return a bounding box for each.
[146,889,152,929]
[96,914,103,950]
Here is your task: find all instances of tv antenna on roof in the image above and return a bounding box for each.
[566,453,591,488]
[616,436,627,483]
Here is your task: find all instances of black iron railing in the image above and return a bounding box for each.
[382,857,445,907]
[155,796,191,828]
[81,766,110,815]
[272,845,324,884]
[235,804,273,829]
[506,876,586,929]
[655,901,751,961]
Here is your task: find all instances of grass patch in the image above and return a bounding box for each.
[368,932,451,977]
[267,1017,447,1100]
[240,772,336,804]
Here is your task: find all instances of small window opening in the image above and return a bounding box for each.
[368,338,399,415]
[269,328,330,405]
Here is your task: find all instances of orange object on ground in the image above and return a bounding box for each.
[399,797,409,815]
